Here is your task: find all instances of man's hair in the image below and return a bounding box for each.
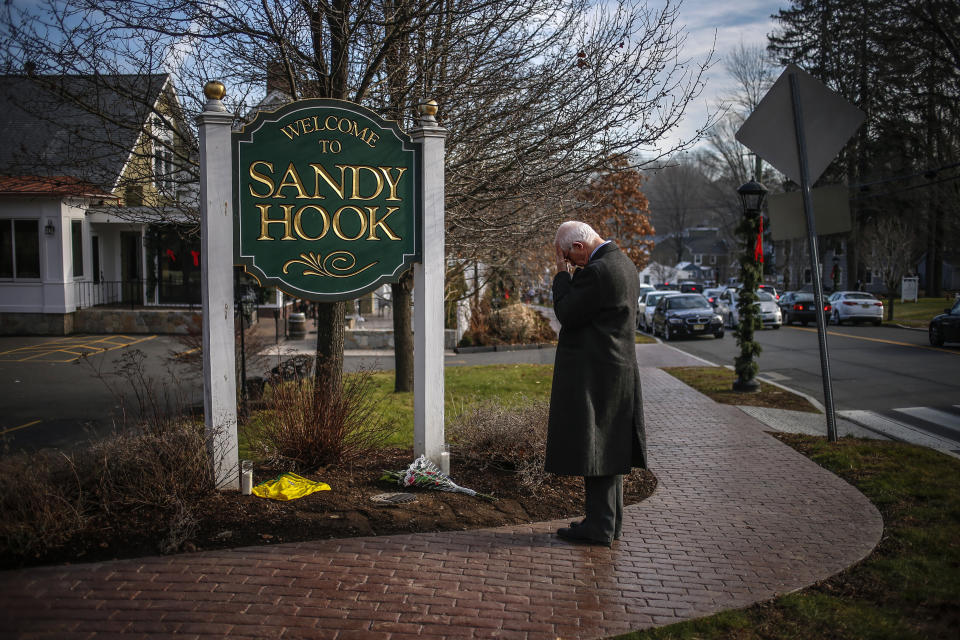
[555,221,601,249]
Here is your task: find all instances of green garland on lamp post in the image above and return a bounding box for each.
[733,181,767,392]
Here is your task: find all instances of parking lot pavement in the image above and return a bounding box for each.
[0,334,157,363]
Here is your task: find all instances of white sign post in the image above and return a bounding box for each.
[197,82,239,489]
[411,101,448,468]
[902,276,919,303]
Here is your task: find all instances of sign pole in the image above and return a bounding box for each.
[198,81,239,488]
[411,100,448,466]
[788,71,839,442]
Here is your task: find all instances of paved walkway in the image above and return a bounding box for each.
[0,345,883,639]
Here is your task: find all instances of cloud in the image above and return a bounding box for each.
[653,0,786,155]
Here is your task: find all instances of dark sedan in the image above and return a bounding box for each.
[929,299,960,346]
[652,293,724,341]
[779,291,832,326]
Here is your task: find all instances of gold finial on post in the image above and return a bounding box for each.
[203,80,226,101]
[418,99,439,124]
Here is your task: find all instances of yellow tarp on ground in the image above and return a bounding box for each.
[251,472,331,501]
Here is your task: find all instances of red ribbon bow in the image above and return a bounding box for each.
[754,216,764,264]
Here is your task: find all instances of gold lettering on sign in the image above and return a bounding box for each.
[308,164,345,199]
[274,163,310,199]
[379,167,406,201]
[333,206,368,241]
[346,165,384,201]
[366,206,401,240]
[248,162,405,201]
[257,204,296,240]
[293,205,330,241]
[279,116,380,148]
[248,161,275,197]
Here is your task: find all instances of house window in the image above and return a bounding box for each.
[71,220,84,278]
[709,255,716,265]
[804,268,812,284]
[153,117,175,196]
[0,219,41,279]
[694,254,703,265]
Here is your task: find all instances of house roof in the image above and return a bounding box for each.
[0,175,116,198]
[0,73,171,192]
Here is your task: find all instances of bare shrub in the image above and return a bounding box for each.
[0,418,215,563]
[449,400,551,492]
[0,451,85,560]
[461,302,556,347]
[74,418,214,515]
[246,362,397,470]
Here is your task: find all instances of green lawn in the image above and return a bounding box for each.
[369,364,554,445]
[883,296,955,327]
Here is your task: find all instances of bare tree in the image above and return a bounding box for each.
[3,0,715,381]
[862,215,922,320]
[644,161,713,265]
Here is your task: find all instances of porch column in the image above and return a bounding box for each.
[197,81,238,490]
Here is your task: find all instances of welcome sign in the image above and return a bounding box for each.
[233,99,421,300]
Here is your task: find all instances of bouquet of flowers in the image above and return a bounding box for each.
[381,455,494,501]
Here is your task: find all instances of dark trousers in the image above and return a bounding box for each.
[583,475,623,541]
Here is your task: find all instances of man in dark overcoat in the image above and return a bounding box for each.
[546,221,647,546]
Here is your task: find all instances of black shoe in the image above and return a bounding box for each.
[556,526,612,547]
[569,520,621,540]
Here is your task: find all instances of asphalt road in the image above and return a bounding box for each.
[653,322,960,411]
[3,320,957,454]
[0,334,203,453]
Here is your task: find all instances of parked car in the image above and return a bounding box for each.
[928,298,960,346]
[779,291,832,326]
[638,290,680,331]
[827,291,884,325]
[702,287,725,309]
[679,281,703,294]
[651,293,724,341]
[758,284,779,300]
[717,289,782,329]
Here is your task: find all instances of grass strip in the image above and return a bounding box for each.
[662,366,820,413]
[887,297,956,328]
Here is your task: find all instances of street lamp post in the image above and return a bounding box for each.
[733,181,768,393]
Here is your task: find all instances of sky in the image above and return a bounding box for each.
[656,0,789,155]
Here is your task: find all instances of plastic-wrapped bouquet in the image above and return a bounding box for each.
[381,455,494,500]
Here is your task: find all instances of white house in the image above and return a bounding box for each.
[0,73,201,335]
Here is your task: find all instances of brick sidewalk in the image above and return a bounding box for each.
[0,360,883,639]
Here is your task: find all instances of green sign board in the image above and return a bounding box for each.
[233,99,421,301]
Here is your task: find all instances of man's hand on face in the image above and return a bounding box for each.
[556,245,569,274]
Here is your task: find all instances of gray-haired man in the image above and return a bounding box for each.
[547,221,648,546]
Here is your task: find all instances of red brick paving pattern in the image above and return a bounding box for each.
[0,360,883,639]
